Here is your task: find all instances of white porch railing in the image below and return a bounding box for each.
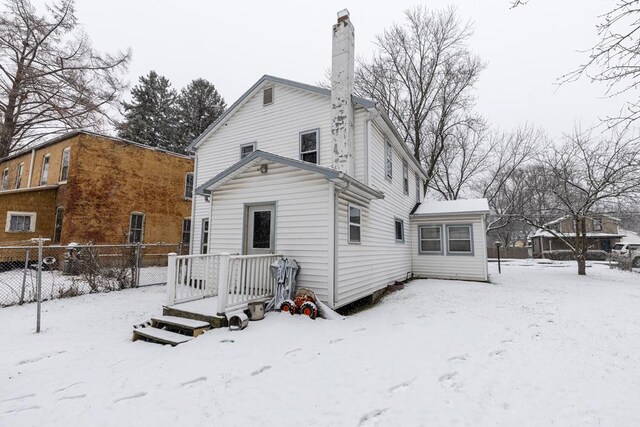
[166,253,221,304]
[166,252,281,315]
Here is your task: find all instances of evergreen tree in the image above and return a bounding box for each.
[118,71,178,151]
[175,78,226,149]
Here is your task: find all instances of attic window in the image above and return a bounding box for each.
[263,87,273,106]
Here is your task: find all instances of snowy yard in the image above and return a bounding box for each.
[1,260,640,426]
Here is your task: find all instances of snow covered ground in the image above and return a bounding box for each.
[1,260,640,426]
[0,266,168,307]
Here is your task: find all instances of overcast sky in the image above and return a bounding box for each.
[74,0,627,140]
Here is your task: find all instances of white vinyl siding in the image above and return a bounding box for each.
[207,162,331,302]
[411,215,488,281]
[192,84,347,253]
[335,123,416,308]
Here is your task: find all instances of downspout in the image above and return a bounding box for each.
[26,149,35,188]
[363,113,371,186]
[332,181,350,309]
[481,213,489,281]
[188,155,198,255]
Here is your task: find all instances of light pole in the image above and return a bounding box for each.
[495,241,502,274]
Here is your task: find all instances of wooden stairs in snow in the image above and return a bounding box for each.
[132,315,211,346]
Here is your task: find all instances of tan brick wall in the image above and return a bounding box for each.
[0,138,77,191]
[0,188,58,243]
[62,134,193,245]
[0,133,193,246]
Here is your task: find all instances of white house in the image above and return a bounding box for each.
[186,10,490,311]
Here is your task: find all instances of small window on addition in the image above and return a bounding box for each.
[263,87,274,106]
[395,218,405,242]
[348,204,361,244]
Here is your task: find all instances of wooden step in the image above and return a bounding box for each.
[150,315,211,337]
[132,326,195,346]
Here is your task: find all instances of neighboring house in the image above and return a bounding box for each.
[0,131,193,248]
[188,10,490,311]
[531,214,624,256]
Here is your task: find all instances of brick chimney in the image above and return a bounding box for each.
[331,9,355,175]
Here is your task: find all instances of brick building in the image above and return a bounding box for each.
[0,131,194,248]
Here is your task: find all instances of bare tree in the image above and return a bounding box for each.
[518,128,640,275]
[0,0,130,158]
[355,6,485,189]
[429,123,490,200]
[512,0,640,127]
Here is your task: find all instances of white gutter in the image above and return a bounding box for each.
[26,149,35,188]
[363,112,371,186]
[188,155,198,255]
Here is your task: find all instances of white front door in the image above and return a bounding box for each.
[245,204,276,255]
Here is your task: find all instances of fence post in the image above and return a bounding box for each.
[36,238,43,333]
[19,248,30,305]
[134,243,142,287]
[167,252,177,305]
[217,253,231,316]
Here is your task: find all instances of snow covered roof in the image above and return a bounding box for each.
[542,213,620,228]
[411,198,490,217]
[532,230,625,239]
[620,229,640,243]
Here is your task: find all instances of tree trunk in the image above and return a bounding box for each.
[575,217,588,275]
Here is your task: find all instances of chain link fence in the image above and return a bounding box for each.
[0,243,185,308]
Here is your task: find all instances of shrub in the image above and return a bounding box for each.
[542,249,608,261]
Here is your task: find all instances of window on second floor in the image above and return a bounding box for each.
[184,173,194,199]
[300,129,319,164]
[415,173,421,202]
[402,160,409,195]
[59,147,70,182]
[240,142,256,159]
[128,213,144,244]
[385,141,393,179]
[16,163,23,189]
[1,168,8,190]
[40,155,50,186]
[592,218,603,231]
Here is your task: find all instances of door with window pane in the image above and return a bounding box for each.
[245,204,276,255]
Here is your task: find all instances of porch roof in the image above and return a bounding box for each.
[195,150,385,200]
